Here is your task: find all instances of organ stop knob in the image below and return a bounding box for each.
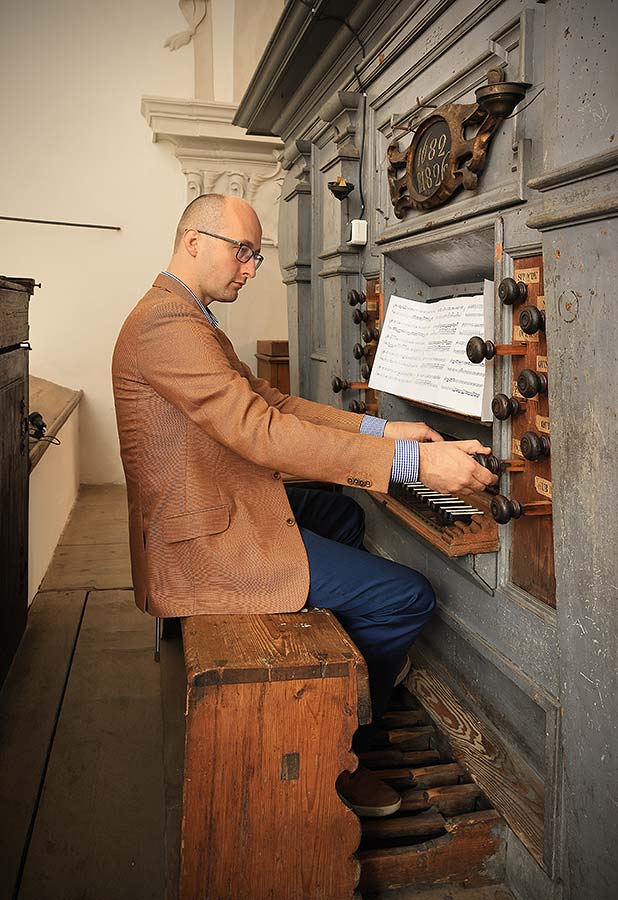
[466,337,526,363]
[492,393,525,420]
[517,369,548,398]
[348,399,367,413]
[347,289,366,307]
[520,431,551,461]
[352,308,368,324]
[498,278,528,306]
[362,327,380,343]
[519,305,545,335]
[353,343,369,360]
[360,362,372,380]
[491,495,552,524]
[331,376,350,393]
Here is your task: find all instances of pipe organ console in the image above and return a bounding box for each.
[240,4,616,895]
[341,262,555,607]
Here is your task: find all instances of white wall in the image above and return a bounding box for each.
[1,0,288,486]
[0,0,194,484]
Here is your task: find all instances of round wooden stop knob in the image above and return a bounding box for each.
[362,327,380,343]
[353,343,369,360]
[360,362,372,380]
[347,289,366,307]
[519,305,545,335]
[352,308,368,324]
[331,376,350,393]
[491,393,524,420]
[498,278,528,306]
[474,453,504,476]
[520,431,551,461]
[491,495,524,524]
[466,336,497,362]
[517,369,548,398]
[348,399,367,413]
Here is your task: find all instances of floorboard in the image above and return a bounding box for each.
[59,484,128,547]
[0,590,87,900]
[40,543,132,591]
[17,590,165,900]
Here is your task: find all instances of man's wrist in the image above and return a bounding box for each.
[360,414,388,438]
[390,440,420,484]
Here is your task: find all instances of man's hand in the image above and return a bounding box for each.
[418,440,498,495]
[384,421,444,442]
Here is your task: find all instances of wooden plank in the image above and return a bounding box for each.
[385,725,436,750]
[400,784,484,816]
[361,882,515,899]
[58,484,128,546]
[358,749,441,768]
[39,542,131,591]
[159,634,186,900]
[380,709,432,728]
[0,590,86,900]
[28,375,82,471]
[362,809,446,842]
[359,810,506,893]
[409,647,545,866]
[183,608,368,689]
[17,590,165,900]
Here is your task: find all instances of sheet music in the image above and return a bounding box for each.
[369,280,494,419]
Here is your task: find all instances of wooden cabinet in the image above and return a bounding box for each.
[179,609,367,899]
[255,339,290,394]
[0,277,35,686]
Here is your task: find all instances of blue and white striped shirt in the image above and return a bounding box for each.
[161,272,419,485]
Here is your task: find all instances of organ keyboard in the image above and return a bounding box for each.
[369,481,499,558]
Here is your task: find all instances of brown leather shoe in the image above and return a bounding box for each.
[336,766,402,817]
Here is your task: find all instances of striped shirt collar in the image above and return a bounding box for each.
[159,271,219,329]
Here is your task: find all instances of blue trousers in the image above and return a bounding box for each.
[285,485,436,750]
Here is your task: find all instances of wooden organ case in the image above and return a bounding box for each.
[237,3,617,898]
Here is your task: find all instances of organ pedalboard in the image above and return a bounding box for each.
[338,263,555,607]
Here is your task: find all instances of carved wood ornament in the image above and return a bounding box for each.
[387,69,528,217]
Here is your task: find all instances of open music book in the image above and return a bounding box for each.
[368,280,494,420]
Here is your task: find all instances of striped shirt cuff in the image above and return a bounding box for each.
[391,440,420,484]
[360,414,388,438]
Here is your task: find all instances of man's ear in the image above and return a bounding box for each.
[183,229,200,258]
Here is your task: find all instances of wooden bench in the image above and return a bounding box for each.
[178,608,369,900]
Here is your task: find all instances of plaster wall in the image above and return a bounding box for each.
[1,0,288,485]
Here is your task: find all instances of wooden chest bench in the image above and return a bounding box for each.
[178,608,369,900]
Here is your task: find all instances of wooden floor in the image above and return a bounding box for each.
[0,485,515,900]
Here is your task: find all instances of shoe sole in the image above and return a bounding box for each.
[336,790,402,818]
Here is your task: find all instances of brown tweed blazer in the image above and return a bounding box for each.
[112,273,396,618]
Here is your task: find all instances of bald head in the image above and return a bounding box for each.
[168,193,263,305]
[173,194,227,251]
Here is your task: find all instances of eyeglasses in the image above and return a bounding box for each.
[190,229,264,270]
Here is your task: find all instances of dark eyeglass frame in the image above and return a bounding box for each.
[189,228,264,270]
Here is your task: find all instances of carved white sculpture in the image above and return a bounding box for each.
[164,0,208,51]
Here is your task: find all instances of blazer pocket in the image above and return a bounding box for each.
[162,505,230,543]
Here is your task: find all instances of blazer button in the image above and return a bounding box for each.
[365,480,372,487]
[273,471,281,479]
[347,477,354,484]
[353,478,360,485]
[286,517,295,526]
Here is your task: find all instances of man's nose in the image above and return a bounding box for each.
[241,256,257,279]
